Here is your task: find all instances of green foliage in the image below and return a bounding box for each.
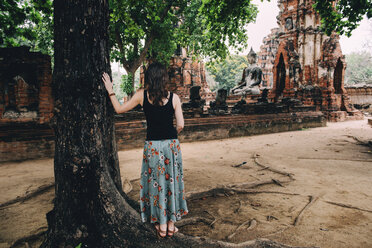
[178,0,258,60]
[120,74,134,96]
[109,0,260,94]
[345,51,372,85]
[109,0,180,66]
[0,0,53,55]
[206,55,248,92]
[75,243,82,248]
[313,0,372,37]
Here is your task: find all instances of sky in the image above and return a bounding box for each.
[241,0,372,56]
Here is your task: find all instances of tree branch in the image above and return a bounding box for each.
[114,27,130,72]
[128,1,174,72]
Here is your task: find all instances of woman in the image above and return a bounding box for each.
[102,62,188,238]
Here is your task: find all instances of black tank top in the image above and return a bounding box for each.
[143,90,178,141]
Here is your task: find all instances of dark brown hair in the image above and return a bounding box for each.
[144,62,169,106]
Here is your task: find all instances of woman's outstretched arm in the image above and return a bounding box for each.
[173,93,184,133]
[102,72,143,114]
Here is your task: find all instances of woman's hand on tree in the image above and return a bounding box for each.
[102,72,114,94]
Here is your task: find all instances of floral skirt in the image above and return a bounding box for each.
[139,139,188,225]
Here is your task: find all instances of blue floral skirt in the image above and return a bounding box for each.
[139,139,188,225]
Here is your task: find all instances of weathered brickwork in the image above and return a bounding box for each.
[257,28,280,88]
[0,47,53,124]
[345,85,372,113]
[345,85,372,104]
[140,49,215,104]
[269,0,362,121]
[0,112,325,162]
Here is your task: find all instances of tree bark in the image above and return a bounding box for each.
[40,0,155,247]
[40,1,311,247]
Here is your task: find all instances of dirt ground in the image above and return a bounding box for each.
[0,119,371,248]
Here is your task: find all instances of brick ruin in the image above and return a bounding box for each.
[257,28,280,88]
[140,47,215,104]
[266,0,362,121]
[345,85,372,113]
[0,47,53,124]
[0,47,55,162]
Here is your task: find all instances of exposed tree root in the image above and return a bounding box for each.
[324,201,372,213]
[210,217,219,228]
[174,233,316,248]
[253,154,295,180]
[176,217,214,228]
[122,178,133,194]
[272,179,284,187]
[227,179,292,190]
[262,226,292,238]
[203,210,218,228]
[234,200,242,213]
[186,180,293,201]
[227,219,257,241]
[10,228,47,248]
[0,182,55,209]
[227,219,257,240]
[293,196,319,226]
[344,135,372,147]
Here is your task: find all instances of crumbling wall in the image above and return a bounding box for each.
[0,46,53,124]
[257,28,280,88]
[269,0,361,121]
[0,46,54,162]
[167,51,214,104]
[140,48,214,104]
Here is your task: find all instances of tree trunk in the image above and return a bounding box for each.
[40,0,154,247]
[40,0,308,247]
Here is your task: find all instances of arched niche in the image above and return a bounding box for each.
[275,53,286,99]
[333,58,343,94]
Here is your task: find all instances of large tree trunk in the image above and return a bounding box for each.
[40,0,307,247]
[40,0,153,247]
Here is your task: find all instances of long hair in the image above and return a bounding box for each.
[144,62,169,106]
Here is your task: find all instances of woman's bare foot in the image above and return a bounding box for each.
[167,221,178,237]
[155,223,167,238]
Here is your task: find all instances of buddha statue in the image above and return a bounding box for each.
[231,48,262,96]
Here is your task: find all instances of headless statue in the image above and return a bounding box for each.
[231,48,262,96]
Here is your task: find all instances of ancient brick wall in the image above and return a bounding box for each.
[0,112,325,162]
[257,28,280,88]
[345,85,372,105]
[267,0,362,121]
[0,47,53,124]
[140,49,214,104]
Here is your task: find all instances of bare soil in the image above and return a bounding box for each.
[1,119,371,248]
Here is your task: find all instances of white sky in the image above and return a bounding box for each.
[241,0,372,55]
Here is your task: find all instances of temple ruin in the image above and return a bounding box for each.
[0,47,53,124]
[261,0,363,121]
[257,28,280,88]
[0,47,54,162]
[140,47,214,105]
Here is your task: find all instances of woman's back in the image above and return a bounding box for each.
[143,90,178,141]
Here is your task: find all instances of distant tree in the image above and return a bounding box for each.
[206,55,249,93]
[313,0,372,37]
[345,51,372,85]
[0,0,53,55]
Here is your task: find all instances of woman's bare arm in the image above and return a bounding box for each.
[102,72,143,114]
[173,93,184,133]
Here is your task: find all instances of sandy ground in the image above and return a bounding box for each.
[0,119,371,248]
